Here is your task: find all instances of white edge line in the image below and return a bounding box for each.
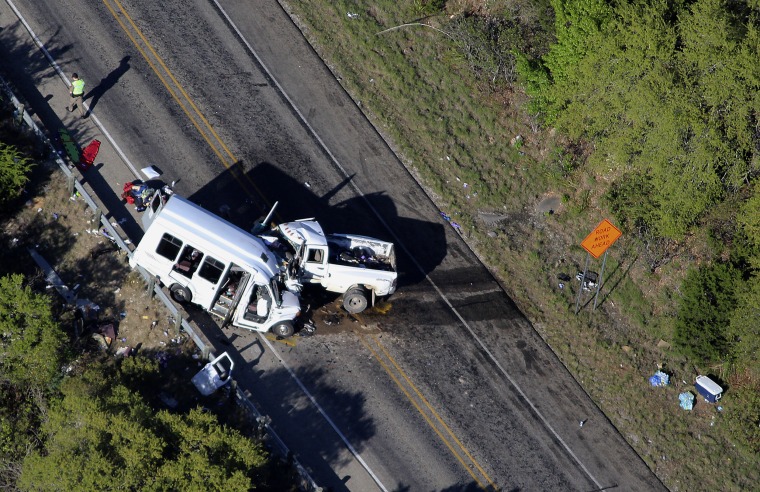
[6,0,141,179]
[258,333,389,492]
[214,1,604,489]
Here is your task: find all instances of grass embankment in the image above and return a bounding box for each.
[278,1,758,489]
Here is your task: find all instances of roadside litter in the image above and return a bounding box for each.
[576,271,598,290]
[649,370,670,387]
[28,248,76,305]
[695,375,723,403]
[679,392,695,411]
[440,212,462,231]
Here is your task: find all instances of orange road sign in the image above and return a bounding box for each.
[581,219,622,259]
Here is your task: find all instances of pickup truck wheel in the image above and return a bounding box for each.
[170,284,192,304]
[271,321,294,338]
[343,288,368,314]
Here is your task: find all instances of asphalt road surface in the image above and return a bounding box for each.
[1,0,666,490]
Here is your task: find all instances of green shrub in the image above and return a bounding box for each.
[674,263,738,364]
[0,142,34,206]
[605,172,658,236]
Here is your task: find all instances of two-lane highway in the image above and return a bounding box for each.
[1,0,665,490]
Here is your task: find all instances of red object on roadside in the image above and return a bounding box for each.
[78,139,101,171]
[122,182,136,204]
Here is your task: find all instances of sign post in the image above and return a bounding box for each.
[577,219,622,313]
[593,251,609,310]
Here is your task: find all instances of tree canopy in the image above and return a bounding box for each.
[521,0,760,238]
[19,358,269,491]
[0,274,65,389]
[0,142,33,206]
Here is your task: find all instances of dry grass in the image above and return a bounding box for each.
[1,159,189,356]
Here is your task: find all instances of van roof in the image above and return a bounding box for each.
[160,195,279,277]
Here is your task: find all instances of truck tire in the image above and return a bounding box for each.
[343,288,368,313]
[170,283,192,304]
[271,320,295,338]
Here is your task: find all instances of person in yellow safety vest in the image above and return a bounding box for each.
[67,73,86,118]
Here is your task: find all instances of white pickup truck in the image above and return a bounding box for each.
[259,219,397,313]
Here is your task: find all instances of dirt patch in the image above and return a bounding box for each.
[536,193,562,215]
[1,154,193,357]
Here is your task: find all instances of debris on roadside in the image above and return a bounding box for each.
[679,392,695,411]
[440,212,461,231]
[649,370,670,387]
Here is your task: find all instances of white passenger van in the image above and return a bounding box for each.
[129,194,301,337]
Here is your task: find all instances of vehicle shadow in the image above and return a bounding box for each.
[188,161,447,287]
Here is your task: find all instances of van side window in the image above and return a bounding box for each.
[307,248,324,263]
[198,257,225,284]
[173,246,203,277]
[156,233,182,261]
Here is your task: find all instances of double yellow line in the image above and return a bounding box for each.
[104,0,269,207]
[356,328,497,490]
[103,0,237,168]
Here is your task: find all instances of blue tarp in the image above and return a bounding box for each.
[649,371,670,387]
[679,392,695,411]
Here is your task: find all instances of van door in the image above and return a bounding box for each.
[191,255,227,309]
[301,246,328,283]
[232,280,272,332]
[141,191,165,229]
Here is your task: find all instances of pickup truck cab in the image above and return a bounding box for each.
[261,219,397,313]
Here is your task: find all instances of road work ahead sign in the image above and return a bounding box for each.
[581,219,622,258]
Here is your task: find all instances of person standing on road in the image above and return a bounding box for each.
[67,73,86,118]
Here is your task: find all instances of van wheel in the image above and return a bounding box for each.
[170,284,192,304]
[343,288,368,314]
[271,321,294,338]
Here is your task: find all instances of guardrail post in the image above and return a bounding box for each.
[93,208,102,230]
[147,277,156,297]
[67,174,76,196]
[13,104,24,126]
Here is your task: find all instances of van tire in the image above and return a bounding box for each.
[271,321,294,338]
[170,284,192,304]
[343,288,368,314]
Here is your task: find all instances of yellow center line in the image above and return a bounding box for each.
[355,331,487,490]
[103,0,275,210]
[371,333,497,489]
[102,0,231,168]
[264,333,297,346]
[110,0,238,164]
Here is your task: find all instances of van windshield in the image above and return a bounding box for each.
[260,229,300,262]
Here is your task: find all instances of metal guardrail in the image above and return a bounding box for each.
[1,77,320,491]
